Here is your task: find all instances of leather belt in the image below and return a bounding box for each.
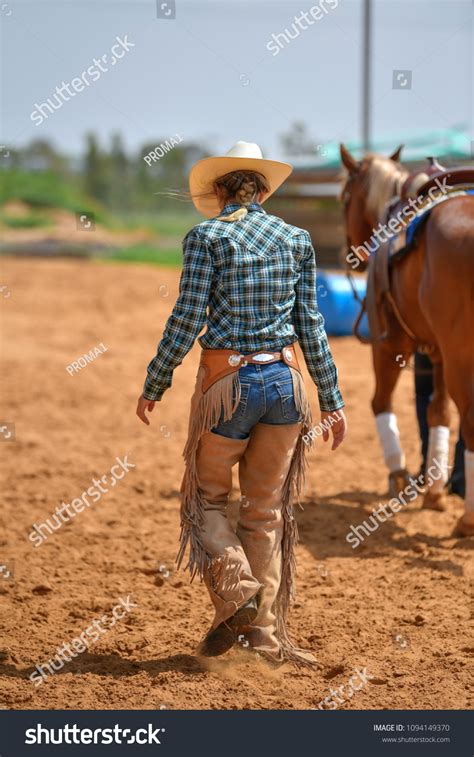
[199,343,301,393]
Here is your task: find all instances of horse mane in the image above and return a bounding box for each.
[362,155,409,221]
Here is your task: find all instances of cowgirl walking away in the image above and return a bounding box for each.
[136,141,347,666]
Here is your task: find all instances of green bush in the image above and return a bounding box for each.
[101,245,183,267]
[0,212,52,229]
[101,210,200,236]
[0,170,104,221]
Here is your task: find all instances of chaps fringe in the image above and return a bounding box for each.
[176,369,241,581]
[208,552,243,595]
[275,365,317,667]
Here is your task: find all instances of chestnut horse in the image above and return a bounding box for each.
[340,144,474,536]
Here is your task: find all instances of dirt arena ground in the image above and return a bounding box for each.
[0,258,472,711]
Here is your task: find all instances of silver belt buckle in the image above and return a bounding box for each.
[252,352,275,363]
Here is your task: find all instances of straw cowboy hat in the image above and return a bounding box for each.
[189,141,293,218]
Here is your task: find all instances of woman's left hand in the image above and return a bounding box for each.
[136,394,155,425]
[321,408,347,451]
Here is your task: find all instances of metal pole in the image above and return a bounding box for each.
[362,0,372,152]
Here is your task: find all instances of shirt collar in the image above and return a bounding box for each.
[219,201,266,216]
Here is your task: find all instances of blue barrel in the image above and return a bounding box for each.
[316,271,370,339]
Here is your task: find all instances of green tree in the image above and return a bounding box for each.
[109,132,129,209]
[21,139,68,174]
[280,121,318,157]
[83,132,109,204]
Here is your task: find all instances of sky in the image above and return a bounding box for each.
[1,0,473,160]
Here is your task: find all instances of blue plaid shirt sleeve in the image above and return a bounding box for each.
[292,235,344,412]
[143,229,214,401]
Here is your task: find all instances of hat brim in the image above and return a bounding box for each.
[189,156,293,218]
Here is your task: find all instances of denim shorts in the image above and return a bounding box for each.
[211,361,303,440]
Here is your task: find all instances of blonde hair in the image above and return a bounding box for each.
[214,170,270,222]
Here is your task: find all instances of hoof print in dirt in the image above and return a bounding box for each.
[31,584,53,595]
[323,663,345,680]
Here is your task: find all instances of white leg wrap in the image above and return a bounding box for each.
[464,449,474,512]
[375,412,405,472]
[425,426,450,494]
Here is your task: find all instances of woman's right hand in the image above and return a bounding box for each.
[136,394,155,425]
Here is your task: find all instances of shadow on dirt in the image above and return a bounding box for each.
[296,492,469,577]
[0,652,209,682]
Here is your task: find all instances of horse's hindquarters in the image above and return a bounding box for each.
[420,198,474,432]
[421,198,474,530]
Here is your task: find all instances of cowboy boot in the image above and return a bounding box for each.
[236,422,316,664]
[194,430,262,655]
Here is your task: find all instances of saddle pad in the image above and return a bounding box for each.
[405,187,474,247]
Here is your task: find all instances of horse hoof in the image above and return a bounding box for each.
[388,469,411,499]
[455,513,474,537]
[422,491,446,511]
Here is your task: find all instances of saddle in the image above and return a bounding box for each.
[354,159,474,345]
[402,165,474,202]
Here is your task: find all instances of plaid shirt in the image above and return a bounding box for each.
[144,202,344,411]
